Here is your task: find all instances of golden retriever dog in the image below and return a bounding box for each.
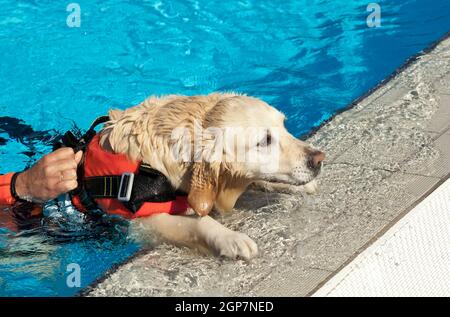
[99,92,324,260]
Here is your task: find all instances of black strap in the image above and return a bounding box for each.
[74,116,110,153]
[84,175,121,199]
[87,116,110,131]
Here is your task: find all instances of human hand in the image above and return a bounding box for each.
[15,148,83,203]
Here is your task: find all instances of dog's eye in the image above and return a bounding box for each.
[257,132,272,147]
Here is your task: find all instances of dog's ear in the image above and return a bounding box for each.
[188,162,218,217]
[187,100,227,216]
[108,109,124,121]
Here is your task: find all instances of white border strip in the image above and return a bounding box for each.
[313,178,450,297]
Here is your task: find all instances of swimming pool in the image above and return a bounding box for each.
[0,0,449,296]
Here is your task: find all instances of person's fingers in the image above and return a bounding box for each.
[43,147,75,163]
[74,151,83,165]
[55,180,78,194]
[44,159,78,176]
[60,169,78,181]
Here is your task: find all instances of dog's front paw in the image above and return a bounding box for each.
[209,230,258,260]
[302,179,319,195]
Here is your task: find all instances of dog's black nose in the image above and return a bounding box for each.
[307,150,325,172]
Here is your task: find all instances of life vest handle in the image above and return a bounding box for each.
[87,116,110,133]
[54,115,110,152]
[52,115,111,216]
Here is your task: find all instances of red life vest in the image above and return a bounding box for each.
[72,135,189,219]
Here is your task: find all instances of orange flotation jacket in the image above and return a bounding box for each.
[58,116,189,219]
[0,173,16,206]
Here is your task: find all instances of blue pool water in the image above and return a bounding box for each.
[0,0,449,296]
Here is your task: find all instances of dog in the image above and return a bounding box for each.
[97,92,324,260]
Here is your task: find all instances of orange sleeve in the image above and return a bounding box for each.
[0,173,16,206]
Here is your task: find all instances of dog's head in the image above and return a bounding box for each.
[188,95,325,215]
[101,93,324,216]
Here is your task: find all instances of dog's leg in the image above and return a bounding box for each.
[250,179,319,195]
[134,214,258,260]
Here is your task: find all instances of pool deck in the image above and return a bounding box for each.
[312,178,450,297]
[86,34,450,297]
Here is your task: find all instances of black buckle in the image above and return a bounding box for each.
[118,173,134,202]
